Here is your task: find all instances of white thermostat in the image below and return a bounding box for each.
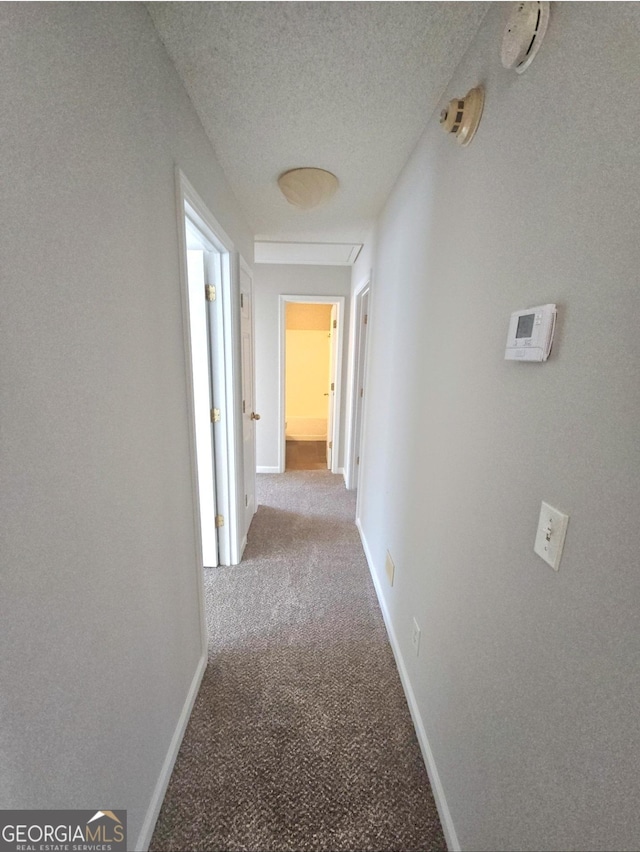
[505,303,556,361]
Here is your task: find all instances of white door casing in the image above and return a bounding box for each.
[177,168,243,572]
[240,259,257,543]
[346,280,371,490]
[327,304,338,470]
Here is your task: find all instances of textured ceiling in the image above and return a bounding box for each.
[147,2,489,243]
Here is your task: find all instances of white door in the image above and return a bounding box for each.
[186,247,218,567]
[240,263,257,537]
[352,288,370,488]
[327,304,338,470]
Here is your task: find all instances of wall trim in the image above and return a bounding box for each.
[135,652,207,851]
[257,465,280,474]
[356,519,461,852]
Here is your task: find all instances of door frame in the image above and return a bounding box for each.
[279,295,345,475]
[345,275,371,490]
[239,255,257,551]
[176,168,244,576]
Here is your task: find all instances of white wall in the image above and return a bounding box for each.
[356,4,640,851]
[254,265,351,472]
[0,4,252,848]
[350,232,375,299]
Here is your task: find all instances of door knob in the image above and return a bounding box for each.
[251,412,261,420]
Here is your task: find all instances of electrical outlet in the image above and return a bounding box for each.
[412,618,421,656]
[385,550,395,587]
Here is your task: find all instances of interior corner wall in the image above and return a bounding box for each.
[350,232,375,297]
[253,264,352,472]
[0,4,252,847]
[357,4,640,851]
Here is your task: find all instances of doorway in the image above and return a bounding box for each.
[279,295,345,474]
[177,169,248,570]
[285,302,332,471]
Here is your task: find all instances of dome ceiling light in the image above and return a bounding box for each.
[277,168,339,210]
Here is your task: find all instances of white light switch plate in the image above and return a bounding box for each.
[534,501,569,571]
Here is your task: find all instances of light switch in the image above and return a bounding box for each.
[534,501,569,571]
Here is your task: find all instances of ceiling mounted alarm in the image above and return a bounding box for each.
[501,1,550,74]
[439,86,485,147]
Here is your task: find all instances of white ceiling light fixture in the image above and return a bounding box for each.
[277,168,339,210]
[439,86,485,147]
[501,1,550,74]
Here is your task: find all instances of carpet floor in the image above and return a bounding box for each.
[150,471,446,852]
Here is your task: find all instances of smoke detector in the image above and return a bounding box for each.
[439,86,485,147]
[501,2,550,74]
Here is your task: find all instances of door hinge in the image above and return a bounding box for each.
[333,319,337,329]
[211,408,221,423]
[360,388,364,398]
[205,284,216,302]
[329,441,333,449]
[243,400,246,414]
[364,314,368,325]
[245,494,248,507]
[356,456,360,465]
[215,514,224,528]
[331,382,335,391]
[241,293,244,309]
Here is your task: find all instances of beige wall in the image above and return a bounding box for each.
[286,302,332,331]
[285,303,332,439]
[285,330,330,438]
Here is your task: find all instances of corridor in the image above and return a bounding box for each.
[151,472,445,851]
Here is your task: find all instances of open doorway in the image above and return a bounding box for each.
[177,169,246,570]
[279,295,345,474]
[285,302,332,471]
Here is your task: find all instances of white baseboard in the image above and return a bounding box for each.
[356,519,460,852]
[257,466,280,474]
[285,434,327,442]
[135,653,207,851]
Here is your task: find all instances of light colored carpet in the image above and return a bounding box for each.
[151,471,446,852]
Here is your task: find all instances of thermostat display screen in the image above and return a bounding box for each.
[505,303,556,362]
[516,313,534,338]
